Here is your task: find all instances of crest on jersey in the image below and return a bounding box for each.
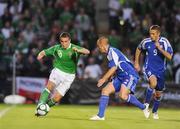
[57,50,62,58]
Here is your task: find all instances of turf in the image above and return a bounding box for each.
[0,104,180,129]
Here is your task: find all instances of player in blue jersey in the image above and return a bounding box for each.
[134,25,173,119]
[90,36,150,120]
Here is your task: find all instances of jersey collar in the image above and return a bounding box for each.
[66,43,71,49]
[107,45,111,54]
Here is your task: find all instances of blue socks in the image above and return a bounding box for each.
[145,87,154,103]
[152,99,160,113]
[97,95,109,118]
[127,94,145,110]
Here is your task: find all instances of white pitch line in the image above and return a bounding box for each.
[0,105,16,118]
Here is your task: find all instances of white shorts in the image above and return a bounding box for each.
[49,68,75,96]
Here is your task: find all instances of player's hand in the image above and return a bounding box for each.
[155,38,161,49]
[37,55,42,61]
[134,63,141,72]
[37,51,45,61]
[72,47,79,53]
[155,41,160,48]
[97,78,106,87]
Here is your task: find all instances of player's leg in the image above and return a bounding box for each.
[98,83,115,117]
[152,91,162,119]
[47,89,63,107]
[38,68,60,105]
[47,72,75,107]
[119,76,150,118]
[90,82,115,120]
[145,75,157,106]
[35,80,56,116]
[38,80,55,104]
[119,84,145,110]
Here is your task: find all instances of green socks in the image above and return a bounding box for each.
[39,88,50,104]
[47,98,56,107]
[38,88,56,107]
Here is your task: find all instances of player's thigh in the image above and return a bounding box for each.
[49,68,63,86]
[101,82,115,96]
[119,84,130,100]
[56,74,75,97]
[149,75,157,88]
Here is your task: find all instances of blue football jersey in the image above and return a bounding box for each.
[138,37,173,73]
[107,46,138,78]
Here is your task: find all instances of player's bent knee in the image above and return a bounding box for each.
[101,88,111,96]
[119,93,128,101]
[46,81,56,91]
[154,93,162,101]
[149,76,157,88]
[149,81,157,88]
[154,96,162,101]
[46,85,53,92]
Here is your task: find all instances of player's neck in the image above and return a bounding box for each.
[63,43,71,49]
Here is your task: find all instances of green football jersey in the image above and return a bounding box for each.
[44,43,83,74]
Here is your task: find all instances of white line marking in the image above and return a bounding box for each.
[0,105,16,118]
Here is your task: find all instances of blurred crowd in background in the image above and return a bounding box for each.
[0,0,179,83]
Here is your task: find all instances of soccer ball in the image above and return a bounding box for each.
[36,103,50,116]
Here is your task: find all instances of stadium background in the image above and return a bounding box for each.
[0,0,180,106]
[0,1,180,129]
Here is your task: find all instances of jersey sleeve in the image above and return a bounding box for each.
[72,44,83,56]
[44,45,57,56]
[138,39,147,50]
[108,49,119,68]
[162,38,173,56]
[72,44,83,50]
[119,61,133,73]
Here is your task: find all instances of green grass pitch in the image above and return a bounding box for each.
[0,104,180,129]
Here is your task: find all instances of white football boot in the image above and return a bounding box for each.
[90,115,105,121]
[153,112,159,119]
[143,103,150,118]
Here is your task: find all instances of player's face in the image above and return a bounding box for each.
[97,43,107,53]
[60,37,71,49]
[149,29,160,41]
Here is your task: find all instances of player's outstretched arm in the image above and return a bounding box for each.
[134,48,141,72]
[97,66,117,87]
[72,47,90,55]
[37,50,46,61]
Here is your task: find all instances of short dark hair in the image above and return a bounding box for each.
[150,25,161,33]
[59,32,71,39]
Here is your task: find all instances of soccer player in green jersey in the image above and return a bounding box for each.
[35,32,90,116]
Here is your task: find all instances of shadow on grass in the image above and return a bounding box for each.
[161,118,180,123]
[110,117,150,123]
[47,115,90,121]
